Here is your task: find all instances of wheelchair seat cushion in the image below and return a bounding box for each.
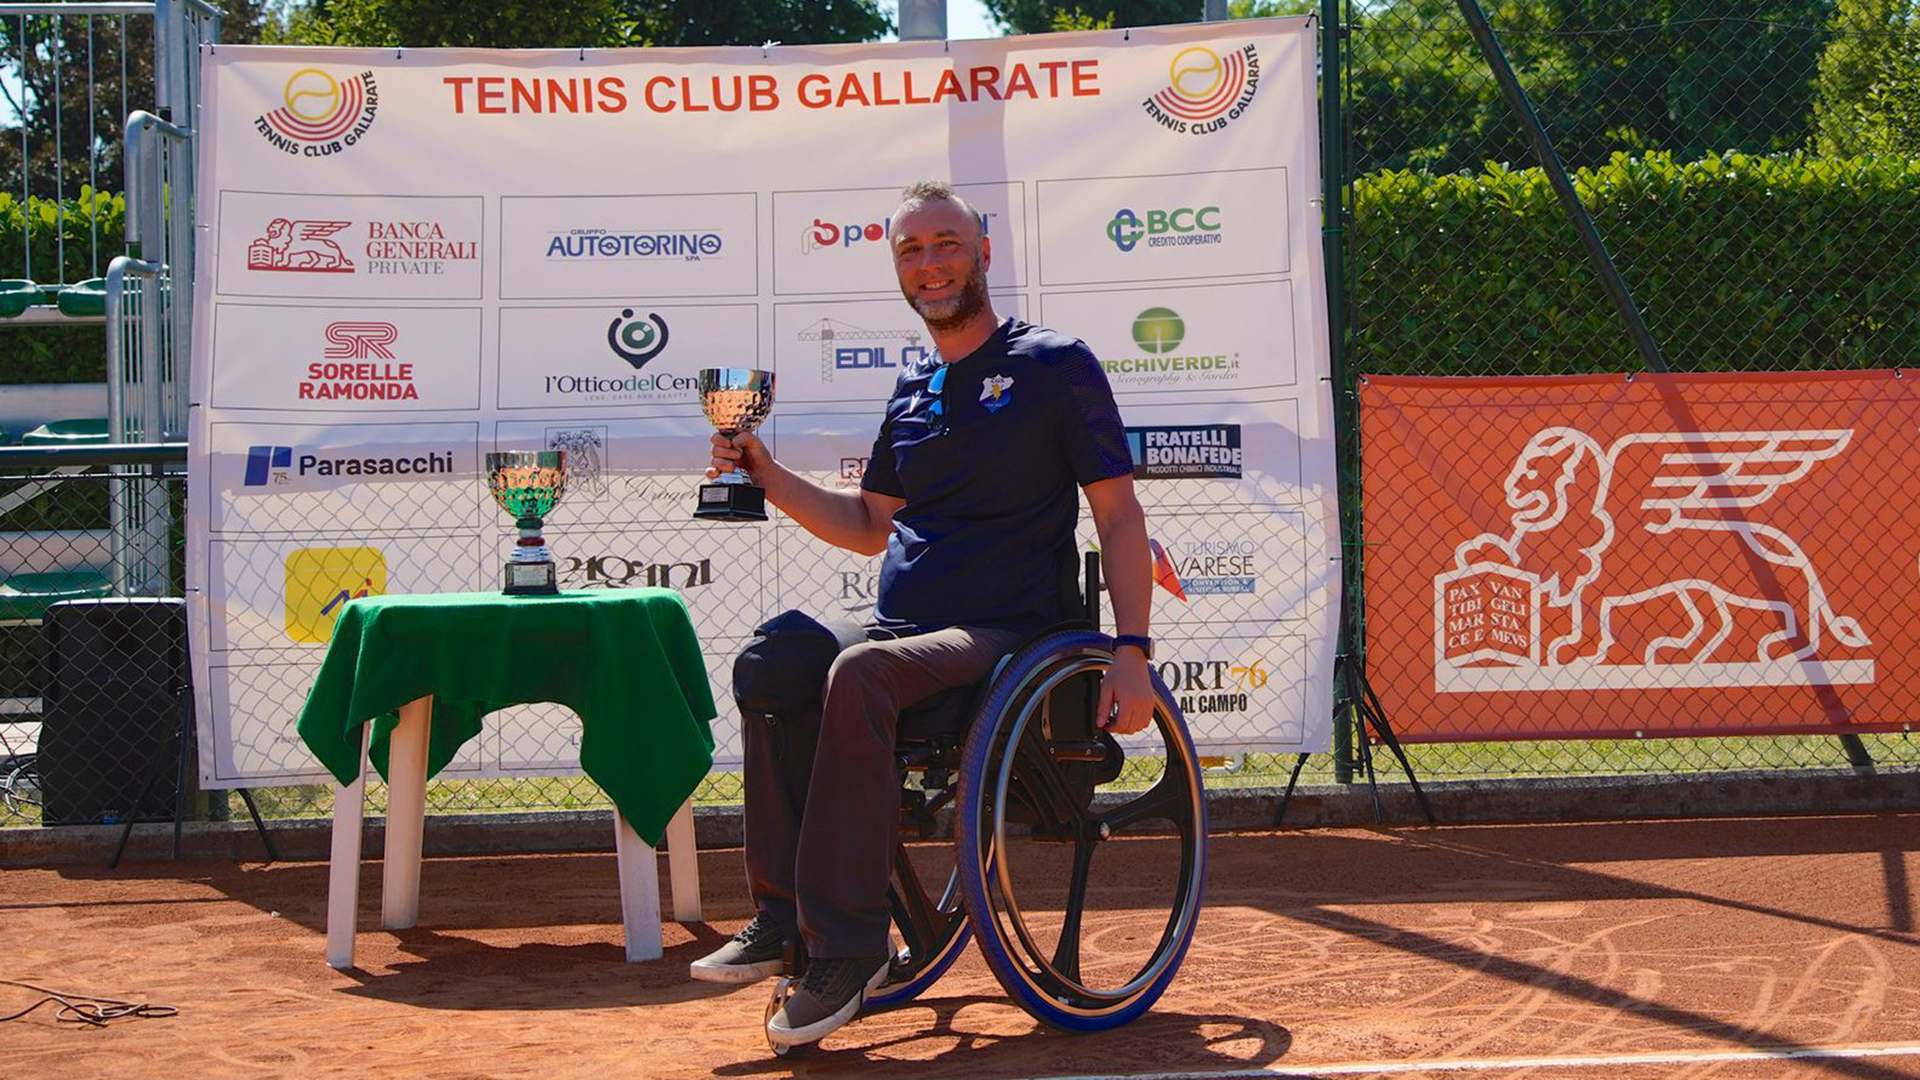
[897,681,983,741]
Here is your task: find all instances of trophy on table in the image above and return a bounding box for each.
[486,450,568,595]
[696,368,775,523]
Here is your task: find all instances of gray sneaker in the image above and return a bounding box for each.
[765,952,891,1049]
[688,913,790,984]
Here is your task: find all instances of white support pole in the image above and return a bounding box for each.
[613,811,665,962]
[324,725,370,969]
[665,798,701,923]
[381,695,432,930]
[1205,0,1230,20]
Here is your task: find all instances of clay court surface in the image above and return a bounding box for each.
[7,813,1920,1080]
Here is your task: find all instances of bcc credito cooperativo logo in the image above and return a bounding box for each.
[255,67,379,157]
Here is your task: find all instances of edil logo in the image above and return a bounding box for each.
[245,445,293,486]
[834,345,931,370]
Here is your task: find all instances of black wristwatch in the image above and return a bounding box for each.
[1112,635,1154,661]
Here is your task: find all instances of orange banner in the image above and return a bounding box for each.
[1361,371,1920,741]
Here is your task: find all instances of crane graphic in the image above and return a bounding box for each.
[796,318,927,383]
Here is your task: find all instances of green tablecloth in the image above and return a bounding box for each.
[295,589,717,845]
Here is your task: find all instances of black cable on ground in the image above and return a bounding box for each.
[0,978,178,1027]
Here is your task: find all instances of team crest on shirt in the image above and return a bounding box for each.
[980,374,1014,413]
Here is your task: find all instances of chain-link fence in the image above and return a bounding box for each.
[1339,0,1920,780]
[9,5,1920,831]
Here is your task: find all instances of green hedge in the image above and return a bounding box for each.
[0,188,124,384]
[1350,152,1920,376]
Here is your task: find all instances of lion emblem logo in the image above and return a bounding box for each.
[1435,427,1873,691]
[247,218,354,272]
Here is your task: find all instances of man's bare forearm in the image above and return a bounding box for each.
[758,458,892,555]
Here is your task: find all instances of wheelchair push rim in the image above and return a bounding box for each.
[958,633,1208,1027]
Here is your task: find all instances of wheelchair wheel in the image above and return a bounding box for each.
[955,630,1207,1032]
[869,842,971,1009]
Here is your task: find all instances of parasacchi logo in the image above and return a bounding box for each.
[1142,45,1260,136]
[1106,206,1222,253]
[243,443,455,486]
[256,68,379,157]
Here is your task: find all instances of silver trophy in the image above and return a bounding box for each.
[697,368,775,522]
[486,450,568,595]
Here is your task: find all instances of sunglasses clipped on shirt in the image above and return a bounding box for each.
[923,363,949,436]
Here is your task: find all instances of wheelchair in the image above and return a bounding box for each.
[735,554,1208,1052]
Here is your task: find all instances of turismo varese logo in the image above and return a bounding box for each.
[255,67,379,157]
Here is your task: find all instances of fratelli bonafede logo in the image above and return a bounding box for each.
[256,68,379,157]
[1142,45,1260,136]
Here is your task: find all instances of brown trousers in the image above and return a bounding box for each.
[741,624,1023,958]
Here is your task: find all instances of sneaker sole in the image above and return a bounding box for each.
[765,961,890,1048]
[688,956,785,984]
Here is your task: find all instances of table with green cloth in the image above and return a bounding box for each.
[297,588,718,968]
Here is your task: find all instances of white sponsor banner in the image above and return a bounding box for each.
[188,20,1337,785]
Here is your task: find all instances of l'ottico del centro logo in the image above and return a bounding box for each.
[1141,44,1260,136]
[255,67,379,157]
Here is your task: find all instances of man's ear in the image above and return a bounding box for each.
[980,233,992,272]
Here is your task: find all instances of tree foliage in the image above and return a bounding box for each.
[270,0,890,48]
[1811,0,1920,155]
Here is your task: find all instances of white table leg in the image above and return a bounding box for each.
[325,725,370,969]
[613,810,665,962]
[381,695,433,930]
[665,798,702,923]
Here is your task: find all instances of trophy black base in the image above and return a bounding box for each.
[695,481,767,523]
[502,559,560,596]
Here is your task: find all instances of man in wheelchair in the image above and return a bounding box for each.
[691,181,1160,1049]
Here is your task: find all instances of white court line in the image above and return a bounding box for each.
[1028,1042,1920,1079]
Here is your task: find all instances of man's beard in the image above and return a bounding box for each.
[904,253,989,332]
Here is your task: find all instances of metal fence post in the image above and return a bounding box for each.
[1322,0,1356,784]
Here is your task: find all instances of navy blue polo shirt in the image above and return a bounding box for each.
[861,317,1133,635]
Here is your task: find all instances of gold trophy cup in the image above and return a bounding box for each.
[696,368,774,522]
[486,450,568,595]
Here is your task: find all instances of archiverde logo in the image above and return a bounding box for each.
[1106,207,1222,253]
[1132,307,1186,353]
[1106,306,1238,383]
[607,308,670,369]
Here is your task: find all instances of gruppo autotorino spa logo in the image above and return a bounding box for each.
[301,322,420,401]
[1142,45,1260,135]
[545,228,722,263]
[255,68,379,157]
[1107,206,1222,253]
[247,217,476,276]
[1104,307,1240,386]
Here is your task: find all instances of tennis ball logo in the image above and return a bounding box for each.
[1167,48,1225,103]
[1132,307,1186,354]
[284,68,342,123]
